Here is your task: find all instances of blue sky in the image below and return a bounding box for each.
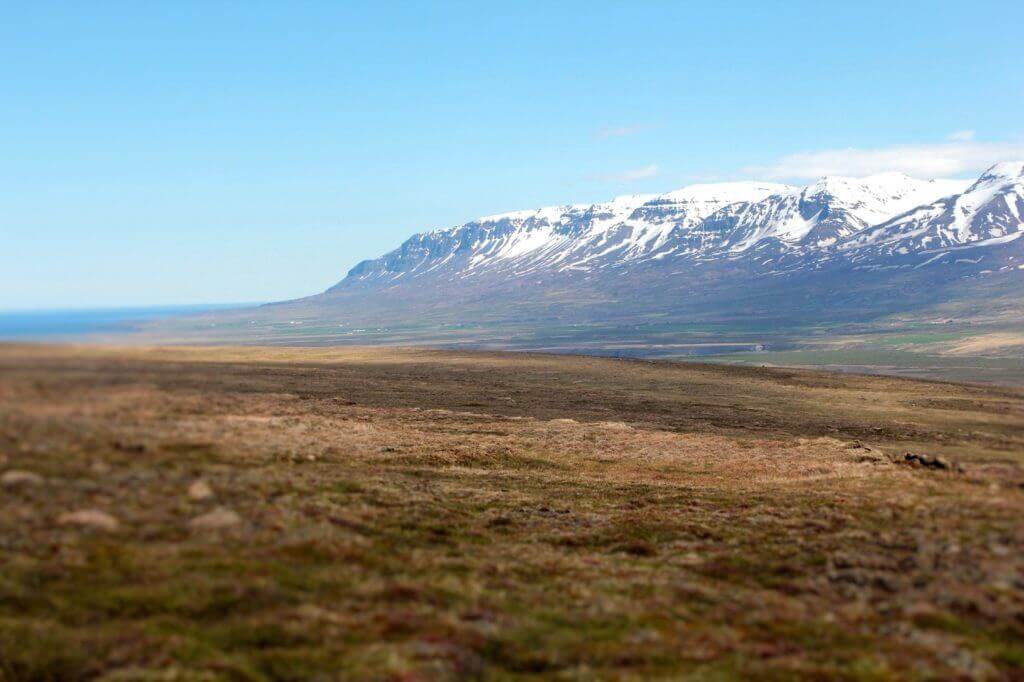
[4,1,1023,309]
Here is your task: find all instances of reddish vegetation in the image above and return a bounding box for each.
[1,345,1022,680]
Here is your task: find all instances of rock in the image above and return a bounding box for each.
[58,509,119,532]
[1,470,44,487]
[112,440,147,454]
[903,452,957,471]
[190,507,241,530]
[187,479,214,501]
[618,539,658,557]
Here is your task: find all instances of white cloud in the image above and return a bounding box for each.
[594,164,660,182]
[595,124,644,139]
[947,130,975,142]
[743,139,1024,180]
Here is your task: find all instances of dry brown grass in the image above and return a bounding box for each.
[0,344,1022,680]
[946,333,1024,356]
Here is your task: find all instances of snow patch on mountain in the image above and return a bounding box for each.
[334,164,1021,290]
[841,163,1024,256]
[720,173,968,252]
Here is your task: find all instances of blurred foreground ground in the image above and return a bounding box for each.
[1,345,1023,680]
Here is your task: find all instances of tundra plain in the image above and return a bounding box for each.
[1,345,1023,680]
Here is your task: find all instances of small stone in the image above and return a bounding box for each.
[58,509,119,532]
[2,470,44,487]
[904,451,956,471]
[187,479,214,501]
[190,507,241,530]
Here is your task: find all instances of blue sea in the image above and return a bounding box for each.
[0,304,252,341]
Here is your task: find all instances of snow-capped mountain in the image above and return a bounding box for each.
[341,182,790,285]
[703,174,968,253]
[337,170,985,289]
[169,162,1022,348]
[303,163,1024,336]
[839,162,1024,260]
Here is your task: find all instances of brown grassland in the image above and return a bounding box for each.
[1,344,1023,680]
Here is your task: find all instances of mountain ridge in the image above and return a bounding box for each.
[333,167,1015,290]
[149,163,1024,355]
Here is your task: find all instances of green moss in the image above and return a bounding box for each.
[0,619,102,682]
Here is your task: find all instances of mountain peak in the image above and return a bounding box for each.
[656,181,791,203]
[336,163,1017,290]
[807,172,934,194]
[974,161,1024,186]
[475,204,569,224]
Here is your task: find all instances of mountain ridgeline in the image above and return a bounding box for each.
[298,163,1024,328]
[186,162,1023,349]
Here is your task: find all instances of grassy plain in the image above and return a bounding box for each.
[129,301,1024,387]
[1,345,1023,680]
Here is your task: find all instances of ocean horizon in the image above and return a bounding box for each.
[0,304,257,341]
